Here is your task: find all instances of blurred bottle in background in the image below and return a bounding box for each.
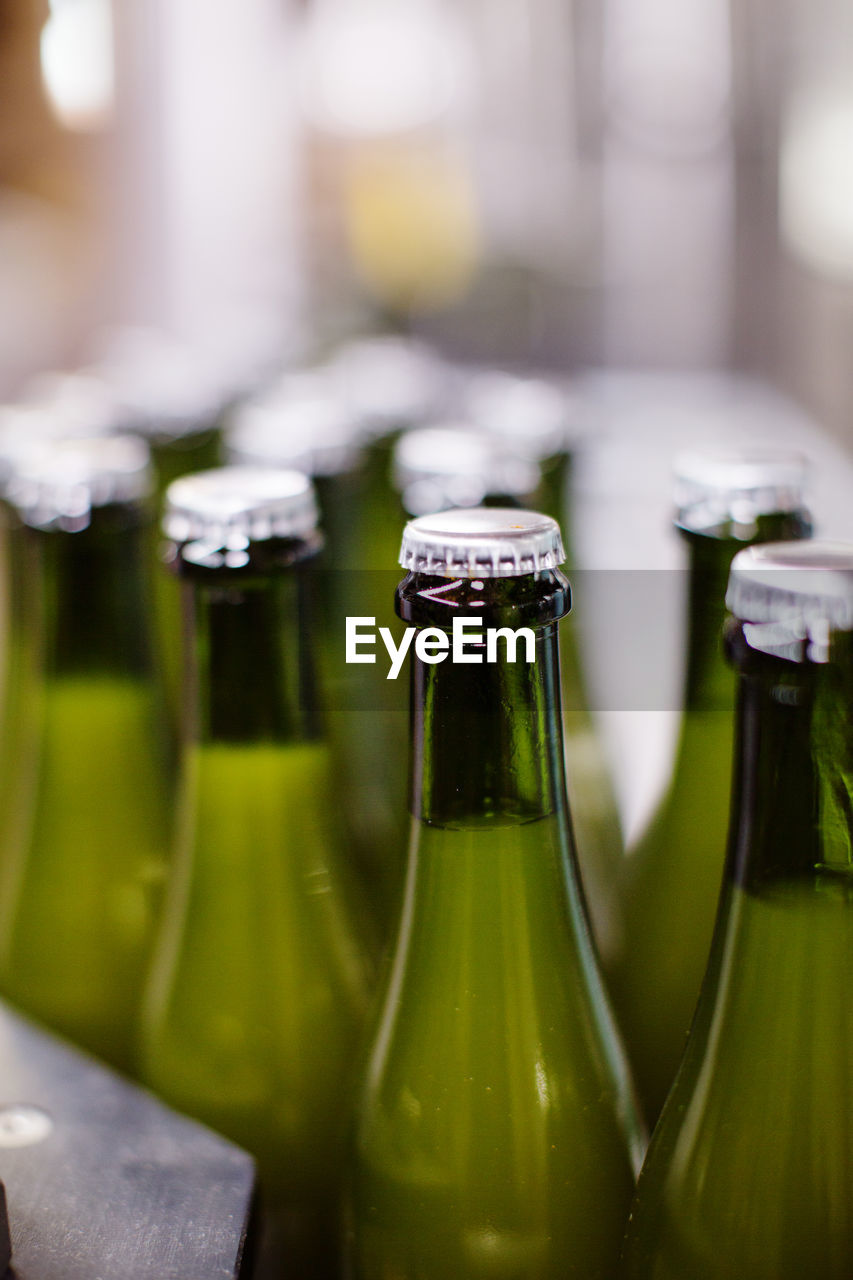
[0,434,171,1074]
[607,449,811,1124]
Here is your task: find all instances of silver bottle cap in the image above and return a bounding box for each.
[329,335,447,436]
[675,448,808,534]
[459,369,576,459]
[164,466,319,553]
[400,507,565,577]
[226,385,361,478]
[727,541,853,662]
[6,435,152,531]
[394,426,540,515]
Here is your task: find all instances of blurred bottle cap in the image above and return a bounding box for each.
[6,435,152,531]
[393,425,540,515]
[728,540,853,661]
[164,466,320,557]
[458,368,578,460]
[226,375,362,477]
[674,448,809,534]
[327,335,448,437]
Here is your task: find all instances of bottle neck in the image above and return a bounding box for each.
[149,425,222,501]
[535,449,571,537]
[725,623,853,892]
[181,545,322,744]
[398,571,571,827]
[680,510,811,711]
[27,502,154,677]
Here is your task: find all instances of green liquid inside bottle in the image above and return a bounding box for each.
[142,740,369,1199]
[353,814,638,1280]
[622,878,853,1279]
[0,676,167,1070]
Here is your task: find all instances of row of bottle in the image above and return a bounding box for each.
[0,340,849,1275]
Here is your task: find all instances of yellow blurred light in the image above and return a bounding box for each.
[343,142,480,313]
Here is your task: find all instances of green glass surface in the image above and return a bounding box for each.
[141,740,370,1269]
[348,567,642,1280]
[621,879,853,1279]
[0,677,168,1071]
[607,512,810,1123]
[139,538,374,1279]
[352,815,638,1280]
[620,627,853,1278]
[607,709,732,1121]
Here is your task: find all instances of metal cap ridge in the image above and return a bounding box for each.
[399,507,565,578]
[727,540,853,662]
[674,447,809,534]
[6,435,152,531]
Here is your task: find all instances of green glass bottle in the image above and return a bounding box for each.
[348,507,643,1280]
[139,467,374,1279]
[621,540,853,1279]
[460,367,625,963]
[225,381,401,917]
[607,450,811,1124]
[0,436,171,1074]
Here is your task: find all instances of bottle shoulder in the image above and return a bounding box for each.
[623,880,853,1277]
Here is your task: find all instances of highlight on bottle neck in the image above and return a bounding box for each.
[163,465,321,571]
[674,448,810,539]
[727,540,853,665]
